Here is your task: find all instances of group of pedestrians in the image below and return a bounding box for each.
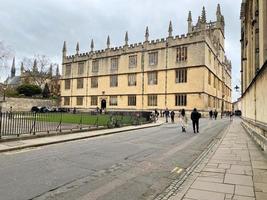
[209,110,218,120]
[159,108,201,134]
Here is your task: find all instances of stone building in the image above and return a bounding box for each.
[4,58,61,96]
[4,57,22,87]
[61,5,232,114]
[240,1,267,133]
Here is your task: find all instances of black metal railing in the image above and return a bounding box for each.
[0,111,151,139]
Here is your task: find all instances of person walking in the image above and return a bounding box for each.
[180,109,187,132]
[214,109,218,120]
[209,110,213,119]
[191,108,201,133]
[165,108,170,123]
[170,110,175,123]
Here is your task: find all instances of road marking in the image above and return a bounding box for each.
[171,166,183,174]
[171,167,179,173]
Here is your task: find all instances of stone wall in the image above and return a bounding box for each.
[0,97,58,112]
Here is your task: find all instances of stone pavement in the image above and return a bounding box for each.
[0,120,163,153]
[171,119,267,200]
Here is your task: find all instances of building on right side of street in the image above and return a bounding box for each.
[240,0,267,142]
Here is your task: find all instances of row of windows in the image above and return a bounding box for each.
[63,94,187,107]
[208,71,221,91]
[208,71,231,97]
[64,69,188,90]
[64,47,188,76]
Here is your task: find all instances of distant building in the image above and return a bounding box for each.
[4,57,21,87]
[4,58,61,96]
[240,0,267,133]
[61,5,232,113]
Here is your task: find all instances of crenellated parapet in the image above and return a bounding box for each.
[62,31,206,64]
[62,4,225,64]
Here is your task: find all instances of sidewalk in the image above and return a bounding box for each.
[0,121,163,153]
[171,119,267,200]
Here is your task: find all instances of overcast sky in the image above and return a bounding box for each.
[0,0,242,101]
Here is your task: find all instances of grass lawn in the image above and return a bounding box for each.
[34,113,145,127]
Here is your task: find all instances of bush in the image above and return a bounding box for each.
[17,84,42,97]
[5,88,19,97]
[42,83,50,98]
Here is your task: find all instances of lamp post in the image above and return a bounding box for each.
[221,94,225,119]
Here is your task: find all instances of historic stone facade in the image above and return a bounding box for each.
[61,5,232,113]
[4,58,60,96]
[240,1,267,130]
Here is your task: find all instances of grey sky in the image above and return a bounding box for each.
[0,0,242,100]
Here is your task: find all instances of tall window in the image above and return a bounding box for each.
[65,80,71,90]
[148,95,157,106]
[91,96,98,106]
[208,50,212,64]
[91,77,98,88]
[175,94,187,106]
[110,75,118,87]
[111,58,119,71]
[128,95,136,106]
[78,62,84,75]
[129,55,137,68]
[176,46,187,62]
[65,64,71,77]
[208,71,211,85]
[208,95,211,107]
[64,97,70,105]
[76,97,83,106]
[214,76,216,88]
[92,60,99,73]
[148,71,157,85]
[109,96,118,106]
[175,69,187,83]
[128,74,137,86]
[149,52,158,66]
[77,78,84,89]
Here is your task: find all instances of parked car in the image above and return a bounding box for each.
[31,106,40,112]
[40,106,50,113]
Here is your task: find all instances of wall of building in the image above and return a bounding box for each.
[0,97,58,112]
[61,5,232,113]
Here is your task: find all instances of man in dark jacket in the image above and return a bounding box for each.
[191,108,201,133]
[165,108,170,123]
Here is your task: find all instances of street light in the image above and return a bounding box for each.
[234,85,240,92]
[221,94,225,119]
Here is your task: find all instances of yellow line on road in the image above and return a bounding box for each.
[171,166,183,174]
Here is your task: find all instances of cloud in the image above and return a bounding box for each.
[0,0,242,100]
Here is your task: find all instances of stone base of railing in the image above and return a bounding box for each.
[241,117,267,151]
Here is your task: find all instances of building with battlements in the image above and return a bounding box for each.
[240,0,267,141]
[61,5,232,113]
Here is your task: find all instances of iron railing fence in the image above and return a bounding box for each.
[0,111,151,139]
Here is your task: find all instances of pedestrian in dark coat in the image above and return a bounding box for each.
[214,110,218,120]
[170,111,175,123]
[209,110,213,119]
[191,108,201,133]
[165,108,170,123]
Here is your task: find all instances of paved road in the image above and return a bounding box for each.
[0,118,230,200]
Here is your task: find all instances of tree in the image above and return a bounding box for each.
[17,84,42,97]
[0,41,14,82]
[42,83,50,98]
[21,55,58,87]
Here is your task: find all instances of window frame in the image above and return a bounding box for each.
[91,77,98,88]
[128,95,136,106]
[147,71,158,85]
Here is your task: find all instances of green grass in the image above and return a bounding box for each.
[34,113,145,127]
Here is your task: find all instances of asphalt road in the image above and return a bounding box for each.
[0,118,230,200]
